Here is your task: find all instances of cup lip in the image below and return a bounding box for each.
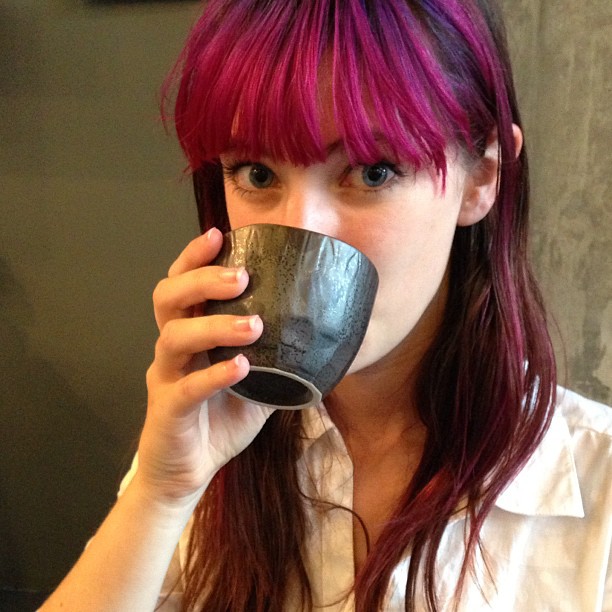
[225,365,323,410]
[224,223,379,275]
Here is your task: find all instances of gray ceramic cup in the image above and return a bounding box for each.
[205,224,379,409]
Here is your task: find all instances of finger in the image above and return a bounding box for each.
[153,266,248,330]
[154,314,263,376]
[167,227,223,278]
[152,354,251,418]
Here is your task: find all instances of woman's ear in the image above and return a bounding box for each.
[457,124,523,227]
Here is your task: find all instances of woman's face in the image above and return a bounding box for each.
[219,136,471,375]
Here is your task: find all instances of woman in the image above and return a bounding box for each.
[42,0,612,610]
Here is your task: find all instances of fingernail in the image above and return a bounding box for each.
[205,227,221,241]
[233,315,260,332]
[224,353,248,373]
[219,267,245,283]
[233,354,248,369]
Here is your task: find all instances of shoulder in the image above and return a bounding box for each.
[495,386,611,518]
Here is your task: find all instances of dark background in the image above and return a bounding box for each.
[1,0,610,607]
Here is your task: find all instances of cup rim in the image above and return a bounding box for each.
[224,223,378,274]
[225,365,323,410]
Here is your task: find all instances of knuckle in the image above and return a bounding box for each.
[145,362,164,395]
[157,319,181,355]
[178,372,200,404]
[145,363,155,388]
[152,278,169,307]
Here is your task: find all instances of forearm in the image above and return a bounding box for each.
[40,474,200,612]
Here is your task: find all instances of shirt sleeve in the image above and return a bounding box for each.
[154,548,184,611]
[604,540,612,612]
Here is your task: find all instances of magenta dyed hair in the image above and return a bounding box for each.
[164,1,557,611]
[172,0,476,171]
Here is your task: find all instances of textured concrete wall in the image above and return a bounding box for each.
[502,0,612,404]
[0,0,610,594]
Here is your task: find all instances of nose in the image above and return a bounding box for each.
[274,185,341,239]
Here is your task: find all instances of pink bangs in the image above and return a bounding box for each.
[166,0,476,174]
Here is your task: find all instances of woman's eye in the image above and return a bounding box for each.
[223,162,277,192]
[247,164,274,188]
[362,164,394,187]
[343,163,398,190]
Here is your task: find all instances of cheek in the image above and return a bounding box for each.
[364,211,456,297]
[224,184,272,229]
[351,202,462,362]
[225,191,248,228]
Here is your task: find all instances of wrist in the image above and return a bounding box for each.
[126,471,206,525]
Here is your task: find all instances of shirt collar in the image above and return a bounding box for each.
[494,408,584,517]
[301,402,585,519]
[301,403,338,452]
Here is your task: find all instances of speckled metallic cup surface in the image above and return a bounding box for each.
[205,224,379,409]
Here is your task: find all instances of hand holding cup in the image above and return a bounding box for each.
[206,224,379,409]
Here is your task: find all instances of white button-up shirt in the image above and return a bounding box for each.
[120,387,612,611]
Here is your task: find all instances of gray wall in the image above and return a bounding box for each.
[1,0,610,593]
[506,1,612,402]
[0,0,200,592]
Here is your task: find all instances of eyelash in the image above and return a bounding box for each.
[220,159,407,197]
[343,162,406,191]
[221,160,260,198]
